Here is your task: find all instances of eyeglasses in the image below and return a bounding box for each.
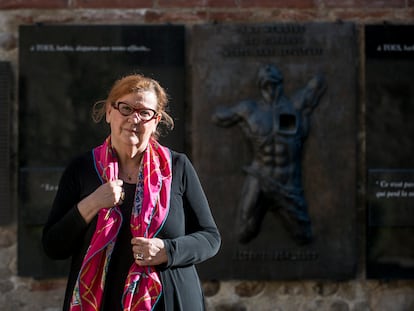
[112,102,158,121]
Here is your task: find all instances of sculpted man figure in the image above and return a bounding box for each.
[212,64,326,245]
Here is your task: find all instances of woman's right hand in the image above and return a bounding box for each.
[77,179,124,223]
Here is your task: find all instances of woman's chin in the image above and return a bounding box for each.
[118,134,139,146]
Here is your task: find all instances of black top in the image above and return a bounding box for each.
[42,149,221,311]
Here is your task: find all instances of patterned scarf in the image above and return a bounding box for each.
[70,136,172,311]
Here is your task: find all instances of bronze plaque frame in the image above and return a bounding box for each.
[191,23,358,280]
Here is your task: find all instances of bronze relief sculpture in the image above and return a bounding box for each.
[212,64,326,245]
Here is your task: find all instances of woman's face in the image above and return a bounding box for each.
[106,90,160,153]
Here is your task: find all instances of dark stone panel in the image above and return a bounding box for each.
[191,23,358,280]
[0,62,12,225]
[18,25,185,278]
[365,24,414,279]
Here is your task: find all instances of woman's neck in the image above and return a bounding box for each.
[111,141,145,182]
[118,153,143,183]
[111,137,145,162]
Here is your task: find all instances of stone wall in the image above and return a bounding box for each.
[1,1,414,310]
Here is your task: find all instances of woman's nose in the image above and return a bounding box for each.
[128,112,141,123]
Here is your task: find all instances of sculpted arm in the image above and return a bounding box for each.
[292,74,326,135]
[294,74,326,116]
[212,100,253,127]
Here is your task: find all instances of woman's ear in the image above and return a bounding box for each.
[155,113,162,124]
[152,114,161,134]
[105,104,112,124]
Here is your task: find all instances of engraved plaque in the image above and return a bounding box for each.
[0,62,12,225]
[18,25,185,278]
[191,23,358,280]
[366,24,414,279]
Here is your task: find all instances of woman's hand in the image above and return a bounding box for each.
[77,179,124,223]
[131,237,168,266]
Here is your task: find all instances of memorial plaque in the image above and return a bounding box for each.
[18,25,185,278]
[191,23,358,280]
[365,24,414,279]
[0,62,12,225]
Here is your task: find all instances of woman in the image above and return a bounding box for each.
[42,74,221,311]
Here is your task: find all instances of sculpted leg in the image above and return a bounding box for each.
[276,195,313,245]
[236,176,267,244]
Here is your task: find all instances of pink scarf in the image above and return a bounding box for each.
[70,137,172,311]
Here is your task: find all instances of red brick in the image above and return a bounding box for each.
[157,0,206,8]
[210,9,319,23]
[406,8,414,19]
[0,0,68,9]
[74,0,153,8]
[240,0,315,9]
[14,12,76,24]
[324,0,405,8]
[209,10,256,22]
[145,9,208,23]
[333,8,395,20]
[31,279,67,291]
[271,9,319,21]
[207,0,238,8]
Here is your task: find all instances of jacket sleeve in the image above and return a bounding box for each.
[42,156,89,260]
[163,154,221,268]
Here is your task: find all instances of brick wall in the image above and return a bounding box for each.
[0,0,412,9]
[0,1,413,311]
[0,0,413,22]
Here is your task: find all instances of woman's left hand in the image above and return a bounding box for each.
[131,237,168,266]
